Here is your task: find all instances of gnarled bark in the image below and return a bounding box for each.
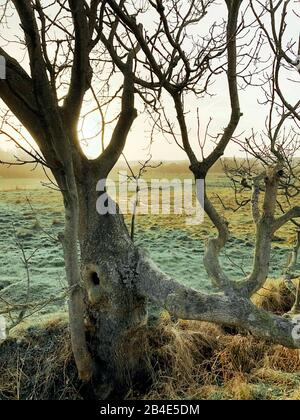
[136,250,300,349]
[78,175,148,397]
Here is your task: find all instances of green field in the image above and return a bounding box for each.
[0,166,297,322]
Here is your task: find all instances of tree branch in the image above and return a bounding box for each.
[63,0,91,123]
[273,206,300,232]
[95,53,137,176]
[241,166,282,297]
[196,0,243,175]
[0,47,45,145]
[137,250,300,349]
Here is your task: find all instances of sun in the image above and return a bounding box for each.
[78,113,104,160]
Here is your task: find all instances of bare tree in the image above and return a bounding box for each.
[0,0,300,398]
[106,0,300,338]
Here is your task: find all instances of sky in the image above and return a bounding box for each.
[0,0,299,162]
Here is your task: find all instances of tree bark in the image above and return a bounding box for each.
[136,250,300,349]
[60,200,93,383]
[77,172,148,397]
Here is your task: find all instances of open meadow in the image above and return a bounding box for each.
[1,163,300,400]
[0,163,297,319]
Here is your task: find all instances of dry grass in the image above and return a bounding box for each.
[264,346,300,373]
[224,376,254,400]
[0,283,300,401]
[0,316,82,400]
[140,313,300,401]
[252,279,296,315]
[290,387,300,400]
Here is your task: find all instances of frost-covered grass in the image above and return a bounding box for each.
[0,172,298,323]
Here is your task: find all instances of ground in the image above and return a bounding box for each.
[1,312,300,400]
[0,162,299,400]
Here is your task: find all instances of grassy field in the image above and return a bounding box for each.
[0,164,300,400]
[0,165,297,319]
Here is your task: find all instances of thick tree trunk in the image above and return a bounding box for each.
[78,174,148,397]
[73,168,300,398]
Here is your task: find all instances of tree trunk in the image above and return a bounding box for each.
[73,168,300,398]
[78,174,148,398]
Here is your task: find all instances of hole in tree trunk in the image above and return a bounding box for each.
[91,272,100,286]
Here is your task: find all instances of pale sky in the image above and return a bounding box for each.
[0,1,299,161]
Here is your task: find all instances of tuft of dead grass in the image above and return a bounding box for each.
[0,317,82,400]
[140,312,300,401]
[224,376,254,400]
[252,279,296,315]
[253,368,300,388]
[290,387,300,400]
[264,345,300,373]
